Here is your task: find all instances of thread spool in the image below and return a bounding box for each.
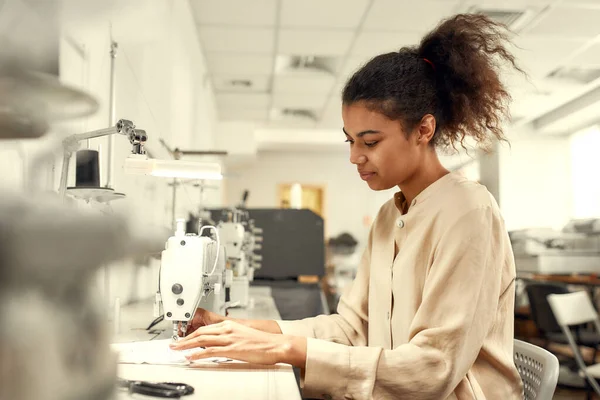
[75,149,100,187]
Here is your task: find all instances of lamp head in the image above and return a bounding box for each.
[123,154,222,180]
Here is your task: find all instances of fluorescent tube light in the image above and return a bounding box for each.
[124,154,222,180]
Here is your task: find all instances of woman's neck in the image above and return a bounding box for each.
[398,154,449,207]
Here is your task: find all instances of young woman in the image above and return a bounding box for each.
[171,13,524,399]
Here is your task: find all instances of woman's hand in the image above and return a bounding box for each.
[180,308,225,336]
[170,320,307,368]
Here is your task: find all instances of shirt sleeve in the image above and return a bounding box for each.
[275,226,372,347]
[298,206,510,400]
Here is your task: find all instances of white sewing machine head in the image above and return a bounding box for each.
[218,221,246,270]
[216,210,263,308]
[158,219,230,341]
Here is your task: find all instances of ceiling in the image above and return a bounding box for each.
[189,0,600,134]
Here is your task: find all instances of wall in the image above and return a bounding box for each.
[570,126,600,219]
[225,150,397,248]
[499,126,572,231]
[0,0,221,307]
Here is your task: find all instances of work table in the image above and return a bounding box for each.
[112,286,301,400]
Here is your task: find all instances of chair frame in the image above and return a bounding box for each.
[548,291,600,399]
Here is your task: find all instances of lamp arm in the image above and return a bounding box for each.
[64,119,135,144]
[58,119,147,197]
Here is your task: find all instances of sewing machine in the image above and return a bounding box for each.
[157,219,232,341]
[217,210,262,308]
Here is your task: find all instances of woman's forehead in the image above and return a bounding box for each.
[343,104,403,134]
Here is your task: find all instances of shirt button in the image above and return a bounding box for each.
[395,218,405,228]
[386,311,390,320]
[411,199,417,207]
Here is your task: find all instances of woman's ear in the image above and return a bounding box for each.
[417,114,436,144]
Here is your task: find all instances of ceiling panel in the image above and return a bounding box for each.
[190,0,276,27]
[512,35,587,78]
[527,6,600,38]
[319,98,344,129]
[510,91,566,119]
[267,118,317,129]
[272,93,329,109]
[331,82,346,99]
[339,56,371,81]
[273,75,336,94]
[219,108,269,121]
[216,93,271,109]
[278,29,354,56]
[190,0,600,132]
[280,0,369,29]
[569,43,600,67]
[564,0,600,6]
[212,75,270,93]
[508,77,582,119]
[318,118,344,130]
[363,0,461,32]
[206,54,274,75]
[351,31,421,57]
[199,27,274,53]
[464,0,554,6]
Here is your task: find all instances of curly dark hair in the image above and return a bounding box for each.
[342,13,523,150]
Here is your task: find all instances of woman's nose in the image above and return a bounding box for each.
[350,150,367,165]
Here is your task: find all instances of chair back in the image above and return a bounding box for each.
[548,291,598,327]
[514,339,559,400]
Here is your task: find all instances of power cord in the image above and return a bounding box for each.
[146,314,164,331]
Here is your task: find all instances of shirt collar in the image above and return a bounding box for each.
[393,171,457,214]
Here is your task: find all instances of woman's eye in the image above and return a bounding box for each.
[365,141,378,147]
[344,139,354,144]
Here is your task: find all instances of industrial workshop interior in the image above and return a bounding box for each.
[5,0,600,399]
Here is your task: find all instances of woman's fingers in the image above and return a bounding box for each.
[172,321,236,351]
[170,333,229,351]
[185,346,232,361]
[184,308,216,334]
[179,321,234,342]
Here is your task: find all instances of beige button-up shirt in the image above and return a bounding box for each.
[277,172,523,399]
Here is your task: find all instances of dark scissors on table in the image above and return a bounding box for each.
[118,378,195,398]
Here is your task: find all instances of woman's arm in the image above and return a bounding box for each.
[231,317,283,334]
[184,308,283,335]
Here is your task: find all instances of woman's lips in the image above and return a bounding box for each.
[359,172,376,181]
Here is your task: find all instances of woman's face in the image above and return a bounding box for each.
[342,102,428,191]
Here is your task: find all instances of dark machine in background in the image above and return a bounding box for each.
[203,207,328,320]
[204,208,325,279]
[246,208,325,279]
